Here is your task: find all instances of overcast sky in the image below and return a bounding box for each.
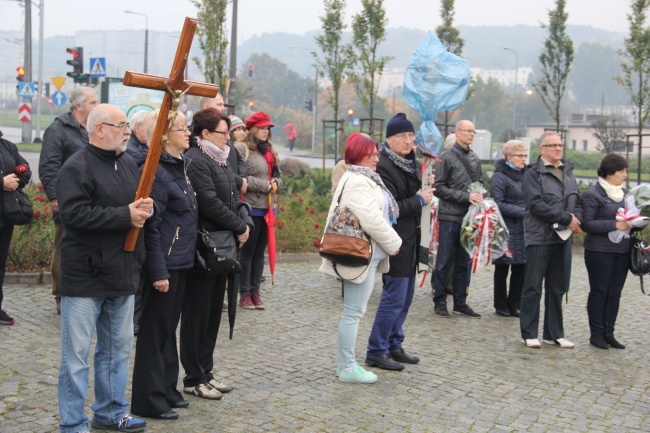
[1,0,629,41]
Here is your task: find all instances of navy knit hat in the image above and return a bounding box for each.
[386,113,414,138]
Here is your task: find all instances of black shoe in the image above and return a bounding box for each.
[365,354,405,371]
[56,300,61,315]
[509,309,520,317]
[604,334,626,349]
[170,399,189,408]
[0,310,15,325]
[495,309,511,317]
[389,348,419,364]
[153,410,179,420]
[453,305,481,318]
[434,303,449,317]
[590,333,609,350]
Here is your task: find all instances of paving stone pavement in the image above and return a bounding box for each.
[1,253,649,432]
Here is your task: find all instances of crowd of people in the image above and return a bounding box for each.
[0,88,640,431]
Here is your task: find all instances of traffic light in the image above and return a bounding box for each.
[66,47,84,83]
[16,66,25,82]
[304,99,313,111]
[248,65,254,78]
[44,82,50,97]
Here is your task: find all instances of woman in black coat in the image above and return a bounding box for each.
[581,154,631,350]
[490,140,527,317]
[130,111,198,420]
[180,108,253,400]
[0,130,32,325]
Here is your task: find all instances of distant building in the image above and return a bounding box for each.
[470,67,533,88]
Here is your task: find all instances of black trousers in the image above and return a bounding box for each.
[0,225,14,309]
[493,263,524,312]
[520,244,567,340]
[131,270,187,416]
[180,271,227,387]
[584,250,629,336]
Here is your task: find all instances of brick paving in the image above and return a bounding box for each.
[1,253,649,432]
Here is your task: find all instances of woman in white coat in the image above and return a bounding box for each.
[320,133,402,384]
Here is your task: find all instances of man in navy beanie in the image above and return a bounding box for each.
[365,113,434,371]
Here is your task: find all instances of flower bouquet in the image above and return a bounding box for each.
[460,183,510,273]
[426,196,440,271]
[608,187,650,243]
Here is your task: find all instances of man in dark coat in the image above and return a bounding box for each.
[432,120,483,318]
[365,113,434,371]
[56,104,152,433]
[520,131,581,349]
[124,110,149,158]
[40,87,97,314]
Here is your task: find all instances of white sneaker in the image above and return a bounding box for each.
[521,338,541,348]
[543,338,575,349]
[184,383,223,400]
[208,378,233,393]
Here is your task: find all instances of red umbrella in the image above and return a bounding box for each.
[264,192,277,285]
[281,123,294,131]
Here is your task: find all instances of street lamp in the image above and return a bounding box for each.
[503,47,518,132]
[125,10,148,73]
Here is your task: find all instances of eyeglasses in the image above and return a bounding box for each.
[171,126,190,133]
[458,128,476,134]
[102,122,130,130]
[512,154,528,158]
[212,129,229,137]
[542,144,564,148]
[394,132,415,141]
[366,152,380,159]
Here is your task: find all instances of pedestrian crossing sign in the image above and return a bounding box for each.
[89,57,106,77]
[18,82,35,99]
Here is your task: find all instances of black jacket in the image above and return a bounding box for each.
[522,156,582,247]
[0,131,32,228]
[133,148,198,281]
[434,143,482,223]
[40,111,88,223]
[490,159,526,265]
[185,143,253,235]
[57,143,145,297]
[226,139,248,191]
[376,145,423,277]
[581,183,630,254]
[125,134,148,159]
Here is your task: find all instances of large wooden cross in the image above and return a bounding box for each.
[122,17,219,251]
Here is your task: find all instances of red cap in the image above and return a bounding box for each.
[245,111,274,130]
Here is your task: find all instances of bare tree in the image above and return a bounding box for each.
[590,118,629,154]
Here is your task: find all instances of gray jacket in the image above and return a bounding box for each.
[522,156,582,247]
[434,143,482,223]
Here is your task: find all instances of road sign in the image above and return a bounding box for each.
[89,57,106,77]
[52,91,67,107]
[51,77,66,91]
[18,82,35,99]
[18,103,31,122]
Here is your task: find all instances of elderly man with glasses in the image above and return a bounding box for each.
[519,131,581,349]
[432,120,483,318]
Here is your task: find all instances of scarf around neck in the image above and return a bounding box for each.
[380,142,417,176]
[256,138,279,179]
[598,177,624,202]
[197,137,229,165]
[347,164,399,224]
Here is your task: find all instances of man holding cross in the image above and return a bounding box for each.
[56,104,152,433]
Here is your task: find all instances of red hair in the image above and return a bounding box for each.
[344,133,378,165]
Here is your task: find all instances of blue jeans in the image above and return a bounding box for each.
[58,295,134,433]
[432,220,470,307]
[337,260,379,369]
[366,274,416,356]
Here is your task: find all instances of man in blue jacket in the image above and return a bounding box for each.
[56,104,152,433]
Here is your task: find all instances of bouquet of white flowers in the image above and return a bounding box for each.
[608,188,650,243]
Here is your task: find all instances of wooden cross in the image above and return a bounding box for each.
[122,17,219,251]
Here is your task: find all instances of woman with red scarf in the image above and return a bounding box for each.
[235,112,281,310]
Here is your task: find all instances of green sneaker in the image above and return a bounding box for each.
[338,364,377,384]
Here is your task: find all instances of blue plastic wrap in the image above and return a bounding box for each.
[403,32,471,156]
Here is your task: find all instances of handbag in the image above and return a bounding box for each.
[319,179,372,278]
[2,189,33,226]
[193,228,241,275]
[630,232,650,294]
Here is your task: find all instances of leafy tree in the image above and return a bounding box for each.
[435,0,464,55]
[313,0,351,156]
[191,0,229,89]
[590,118,629,154]
[457,77,510,141]
[616,0,650,142]
[532,0,574,134]
[346,0,393,121]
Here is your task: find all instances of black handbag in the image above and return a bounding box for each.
[2,189,33,226]
[194,228,241,275]
[630,232,650,294]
